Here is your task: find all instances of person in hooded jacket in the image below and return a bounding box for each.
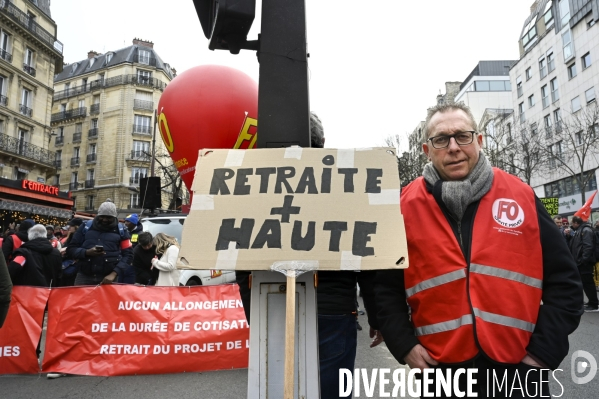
[67,201,133,285]
[2,219,35,262]
[7,225,62,287]
[119,213,143,284]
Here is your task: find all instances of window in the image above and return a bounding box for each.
[58,126,64,138]
[519,102,526,123]
[572,96,581,112]
[522,18,537,48]
[576,131,583,145]
[586,87,596,104]
[531,123,538,136]
[559,0,570,26]
[54,174,60,186]
[541,85,549,108]
[554,108,562,132]
[138,50,151,64]
[550,78,559,102]
[562,30,573,61]
[539,57,547,78]
[130,193,140,208]
[14,167,27,180]
[24,48,34,67]
[20,88,32,116]
[106,53,113,64]
[133,140,150,157]
[87,169,95,181]
[17,129,27,155]
[0,29,12,61]
[137,69,152,82]
[517,76,523,97]
[526,67,532,80]
[88,143,96,154]
[56,150,62,161]
[528,94,535,108]
[582,52,592,69]
[134,115,152,134]
[475,81,490,91]
[544,1,554,28]
[0,74,7,105]
[131,167,147,184]
[74,147,80,158]
[588,19,596,29]
[547,50,555,72]
[75,123,82,133]
[86,195,95,210]
[71,171,78,183]
[78,99,85,109]
[568,63,577,79]
[544,114,553,137]
[71,63,78,73]
[88,58,95,68]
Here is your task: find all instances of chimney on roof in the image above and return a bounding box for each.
[530,1,539,13]
[88,51,99,59]
[171,67,177,77]
[132,38,154,48]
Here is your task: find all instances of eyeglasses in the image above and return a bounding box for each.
[427,131,476,149]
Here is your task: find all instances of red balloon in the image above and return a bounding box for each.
[157,65,258,190]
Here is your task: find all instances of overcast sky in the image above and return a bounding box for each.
[51,0,534,151]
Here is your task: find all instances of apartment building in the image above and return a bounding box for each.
[508,0,599,217]
[50,38,177,216]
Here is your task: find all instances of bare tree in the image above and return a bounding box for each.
[384,133,426,188]
[540,103,599,202]
[144,148,189,211]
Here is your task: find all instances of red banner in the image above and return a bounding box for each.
[0,286,50,374]
[42,284,249,376]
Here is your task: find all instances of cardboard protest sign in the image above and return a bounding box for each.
[42,284,249,376]
[0,287,49,374]
[178,147,408,271]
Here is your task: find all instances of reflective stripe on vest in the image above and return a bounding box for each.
[401,168,543,364]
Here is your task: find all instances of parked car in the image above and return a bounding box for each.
[140,214,236,286]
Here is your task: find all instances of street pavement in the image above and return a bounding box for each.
[2,298,599,398]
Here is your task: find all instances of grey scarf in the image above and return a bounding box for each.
[422,151,494,220]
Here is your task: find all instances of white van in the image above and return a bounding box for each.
[140,215,236,286]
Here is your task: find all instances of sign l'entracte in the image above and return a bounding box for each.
[178,147,408,271]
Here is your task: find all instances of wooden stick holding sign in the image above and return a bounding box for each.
[284,273,296,399]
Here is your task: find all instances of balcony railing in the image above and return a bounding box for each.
[128,150,151,161]
[69,182,79,191]
[0,0,63,54]
[73,132,82,143]
[0,48,11,62]
[0,94,7,106]
[86,153,97,163]
[0,132,56,166]
[132,124,152,135]
[84,179,95,188]
[79,74,167,92]
[22,63,36,76]
[88,128,98,139]
[55,136,64,145]
[51,107,87,123]
[70,156,80,166]
[19,104,32,117]
[134,99,154,111]
[90,103,100,114]
[53,84,89,101]
[545,127,552,138]
[555,121,563,133]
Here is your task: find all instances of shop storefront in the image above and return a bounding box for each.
[0,178,74,233]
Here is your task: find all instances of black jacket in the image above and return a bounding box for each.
[8,238,62,287]
[569,222,595,268]
[66,218,133,277]
[2,231,29,261]
[375,179,583,370]
[132,244,158,285]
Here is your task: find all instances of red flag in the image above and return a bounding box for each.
[574,190,598,221]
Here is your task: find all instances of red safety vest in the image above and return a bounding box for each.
[401,168,543,364]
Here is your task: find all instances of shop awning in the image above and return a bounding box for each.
[0,199,72,219]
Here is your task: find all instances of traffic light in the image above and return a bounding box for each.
[192,0,257,54]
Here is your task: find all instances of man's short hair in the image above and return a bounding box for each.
[553,215,562,221]
[423,102,477,139]
[28,224,48,240]
[572,216,584,224]
[310,112,324,148]
[137,231,153,247]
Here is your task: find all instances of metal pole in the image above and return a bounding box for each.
[151,109,157,177]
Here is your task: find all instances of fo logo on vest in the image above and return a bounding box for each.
[492,198,525,228]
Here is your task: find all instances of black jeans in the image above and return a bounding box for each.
[419,356,551,398]
[579,263,598,307]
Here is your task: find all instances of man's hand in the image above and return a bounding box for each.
[369,328,384,348]
[404,344,438,370]
[85,247,105,257]
[521,354,547,368]
[101,271,117,285]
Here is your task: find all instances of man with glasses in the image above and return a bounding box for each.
[375,103,582,397]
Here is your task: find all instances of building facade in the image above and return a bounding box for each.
[508,0,599,217]
[0,0,70,229]
[50,38,179,216]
